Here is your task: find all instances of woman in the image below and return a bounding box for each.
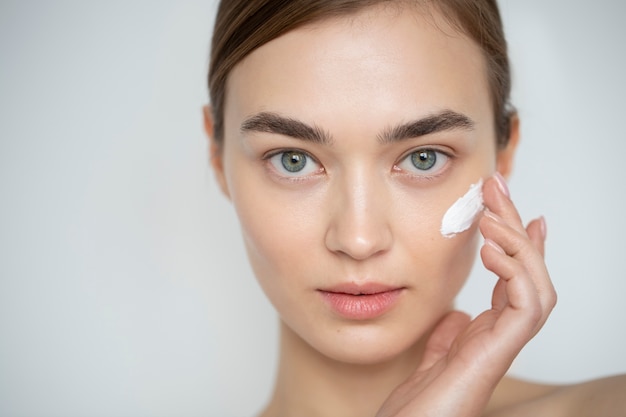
[203,0,626,415]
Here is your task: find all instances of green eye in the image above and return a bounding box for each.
[411,150,437,170]
[268,150,322,178]
[397,148,449,177]
[281,151,307,172]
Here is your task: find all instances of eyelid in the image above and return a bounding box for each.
[263,147,313,159]
[396,145,454,162]
[394,147,453,179]
[262,147,321,165]
[263,148,324,180]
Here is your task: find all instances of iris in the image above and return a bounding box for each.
[281,151,307,172]
[411,150,437,170]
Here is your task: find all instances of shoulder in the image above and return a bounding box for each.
[484,376,562,416]
[485,374,626,417]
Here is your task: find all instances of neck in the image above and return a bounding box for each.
[260,321,427,417]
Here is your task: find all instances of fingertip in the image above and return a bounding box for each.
[479,239,504,274]
[539,216,547,240]
[482,174,510,206]
[526,218,546,257]
[481,177,520,223]
[485,238,506,255]
[481,177,499,206]
[493,172,510,198]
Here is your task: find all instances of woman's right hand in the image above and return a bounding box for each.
[376,174,557,417]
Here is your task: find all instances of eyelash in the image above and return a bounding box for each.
[262,147,454,182]
[393,148,453,180]
[263,149,325,181]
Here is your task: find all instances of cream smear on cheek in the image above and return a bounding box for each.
[440,179,484,238]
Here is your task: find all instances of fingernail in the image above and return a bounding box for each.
[485,239,506,255]
[483,209,502,223]
[494,172,510,198]
[539,216,547,240]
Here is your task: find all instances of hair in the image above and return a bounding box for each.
[208,0,515,149]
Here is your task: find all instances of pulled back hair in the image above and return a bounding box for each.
[208,0,514,148]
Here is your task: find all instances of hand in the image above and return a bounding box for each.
[376,174,557,417]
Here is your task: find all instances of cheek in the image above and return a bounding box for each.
[413,151,494,289]
[224,142,318,259]
[226,169,326,306]
[436,227,480,293]
[418,230,480,325]
[395,217,479,335]
[393,182,482,303]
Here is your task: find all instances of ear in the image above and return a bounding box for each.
[496,114,520,179]
[203,105,231,199]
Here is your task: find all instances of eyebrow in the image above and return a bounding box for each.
[241,112,332,145]
[378,110,475,144]
[240,109,474,145]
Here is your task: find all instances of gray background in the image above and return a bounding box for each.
[1,1,625,416]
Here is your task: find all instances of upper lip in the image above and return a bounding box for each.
[318,282,404,295]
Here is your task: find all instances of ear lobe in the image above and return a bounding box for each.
[203,105,231,199]
[496,114,520,179]
[203,105,215,139]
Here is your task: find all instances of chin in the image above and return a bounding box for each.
[299,319,431,366]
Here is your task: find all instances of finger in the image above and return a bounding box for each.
[480,210,530,258]
[480,238,555,339]
[418,311,471,371]
[480,214,555,313]
[526,216,547,258]
[480,246,543,343]
[480,240,533,305]
[482,174,526,236]
[490,276,508,312]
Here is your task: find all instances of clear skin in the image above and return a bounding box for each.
[205,4,626,417]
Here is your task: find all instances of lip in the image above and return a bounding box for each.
[318,283,405,320]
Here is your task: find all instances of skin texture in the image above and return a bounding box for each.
[204,4,625,417]
[224,9,493,366]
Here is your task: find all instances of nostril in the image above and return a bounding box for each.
[325,227,392,261]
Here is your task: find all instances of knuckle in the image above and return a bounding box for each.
[545,285,558,310]
[528,299,544,324]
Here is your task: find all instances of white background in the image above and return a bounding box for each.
[1,1,625,416]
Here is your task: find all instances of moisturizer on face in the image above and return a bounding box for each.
[440,179,484,238]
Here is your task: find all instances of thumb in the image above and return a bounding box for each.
[418,311,471,371]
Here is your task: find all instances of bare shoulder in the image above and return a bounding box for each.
[484,376,562,416]
[485,374,626,417]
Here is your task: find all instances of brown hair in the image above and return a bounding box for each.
[207,0,515,148]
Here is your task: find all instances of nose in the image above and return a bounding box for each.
[324,172,393,260]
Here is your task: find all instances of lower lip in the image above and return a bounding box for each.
[319,289,403,320]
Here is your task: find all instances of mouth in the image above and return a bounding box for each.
[317,283,405,320]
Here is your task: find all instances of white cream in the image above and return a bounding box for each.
[440,179,484,238]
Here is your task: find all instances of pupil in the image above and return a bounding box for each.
[281,151,307,172]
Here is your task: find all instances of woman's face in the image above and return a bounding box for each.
[211,5,512,364]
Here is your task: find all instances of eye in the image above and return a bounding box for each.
[396,149,449,176]
[267,150,323,177]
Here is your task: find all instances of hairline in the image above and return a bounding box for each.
[210,0,509,149]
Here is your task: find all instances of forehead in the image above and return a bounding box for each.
[225,4,493,138]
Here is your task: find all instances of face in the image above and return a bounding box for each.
[209,5,514,364]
